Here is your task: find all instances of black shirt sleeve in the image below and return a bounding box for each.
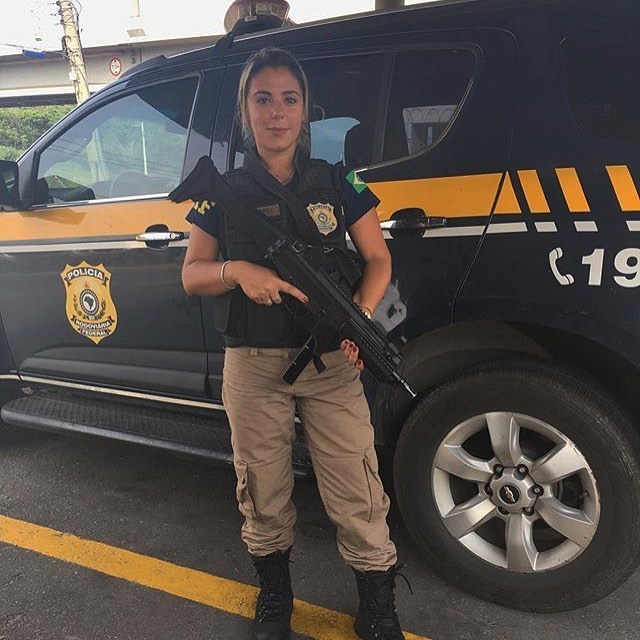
[185,199,222,239]
[338,166,381,228]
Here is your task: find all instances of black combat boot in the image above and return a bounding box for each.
[353,565,406,640]
[251,549,293,640]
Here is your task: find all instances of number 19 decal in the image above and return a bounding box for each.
[549,247,640,288]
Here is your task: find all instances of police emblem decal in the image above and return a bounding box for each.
[307,202,337,236]
[60,262,118,345]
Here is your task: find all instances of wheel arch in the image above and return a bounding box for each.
[373,320,640,449]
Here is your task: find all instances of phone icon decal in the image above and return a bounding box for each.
[549,247,575,286]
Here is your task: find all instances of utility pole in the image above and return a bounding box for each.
[56,0,90,103]
[375,0,404,8]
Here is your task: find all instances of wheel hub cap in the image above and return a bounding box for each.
[490,469,536,513]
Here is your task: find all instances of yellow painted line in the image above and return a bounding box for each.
[606,165,640,212]
[517,170,550,213]
[0,514,430,640]
[555,167,590,212]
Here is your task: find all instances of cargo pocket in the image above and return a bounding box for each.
[363,450,387,524]
[234,460,257,519]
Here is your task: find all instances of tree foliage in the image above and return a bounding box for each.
[0,105,74,161]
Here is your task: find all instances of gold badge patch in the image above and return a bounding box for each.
[60,262,118,345]
[307,203,337,236]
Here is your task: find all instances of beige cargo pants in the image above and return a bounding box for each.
[222,346,398,572]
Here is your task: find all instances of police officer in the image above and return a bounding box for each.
[182,47,405,640]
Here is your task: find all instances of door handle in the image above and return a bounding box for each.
[380,217,447,230]
[135,231,185,242]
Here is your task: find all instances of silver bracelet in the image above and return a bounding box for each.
[220,260,236,290]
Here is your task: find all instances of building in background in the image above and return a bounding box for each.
[0,35,220,107]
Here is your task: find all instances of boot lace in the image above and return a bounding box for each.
[254,558,292,623]
[256,581,290,623]
[360,565,413,639]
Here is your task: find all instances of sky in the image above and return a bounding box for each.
[0,0,427,56]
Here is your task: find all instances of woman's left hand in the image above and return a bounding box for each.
[340,339,364,371]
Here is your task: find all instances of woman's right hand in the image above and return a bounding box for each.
[226,261,309,307]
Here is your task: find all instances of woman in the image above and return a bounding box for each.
[182,47,405,640]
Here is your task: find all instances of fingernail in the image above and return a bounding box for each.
[303,297,309,304]
[357,359,363,367]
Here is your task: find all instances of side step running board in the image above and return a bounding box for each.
[1,391,313,476]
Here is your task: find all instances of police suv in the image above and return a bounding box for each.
[0,0,638,613]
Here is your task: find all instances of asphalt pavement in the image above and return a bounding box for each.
[1,422,639,640]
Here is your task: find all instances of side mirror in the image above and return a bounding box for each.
[0,160,19,207]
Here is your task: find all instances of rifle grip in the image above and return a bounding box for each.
[281,341,315,385]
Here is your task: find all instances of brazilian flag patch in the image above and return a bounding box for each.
[346,170,368,194]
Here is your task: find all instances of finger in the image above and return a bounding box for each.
[279,281,309,304]
[355,359,364,371]
[271,294,283,304]
[341,342,354,361]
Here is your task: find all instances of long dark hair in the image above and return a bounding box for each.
[237,47,310,154]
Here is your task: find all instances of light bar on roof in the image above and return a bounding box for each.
[224,0,290,34]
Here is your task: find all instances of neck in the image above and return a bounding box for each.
[256,145,295,182]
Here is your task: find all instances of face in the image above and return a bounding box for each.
[245,66,304,156]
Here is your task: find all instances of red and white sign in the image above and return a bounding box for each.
[109,56,122,77]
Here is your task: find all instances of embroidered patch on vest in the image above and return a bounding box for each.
[193,200,214,214]
[307,203,337,236]
[346,170,368,194]
[257,203,281,218]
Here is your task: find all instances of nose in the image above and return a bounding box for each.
[271,101,284,119]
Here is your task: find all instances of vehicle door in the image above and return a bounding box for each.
[0,69,223,400]
[355,30,517,338]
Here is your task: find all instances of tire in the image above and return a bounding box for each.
[394,359,640,612]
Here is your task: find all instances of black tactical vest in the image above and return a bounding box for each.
[216,158,347,347]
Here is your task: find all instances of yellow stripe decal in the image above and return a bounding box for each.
[555,168,590,212]
[494,173,521,214]
[0,200,192,243]
[0,514,429,640]
[606,165,640,212]
[517,170,550,213]
[369,173,503,220]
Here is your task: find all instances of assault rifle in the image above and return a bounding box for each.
[169,156,416,398]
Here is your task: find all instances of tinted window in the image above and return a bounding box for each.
[562,28,640,143]
[36,77,198,204]
[305,54,383,168]
[382,48,475,162]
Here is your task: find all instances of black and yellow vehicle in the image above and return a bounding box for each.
[0,0,638,613]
